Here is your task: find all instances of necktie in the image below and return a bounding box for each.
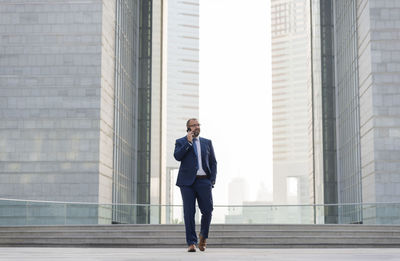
[193,138,199,169]
[193,138,198,157]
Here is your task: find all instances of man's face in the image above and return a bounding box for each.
[188,120,200,137]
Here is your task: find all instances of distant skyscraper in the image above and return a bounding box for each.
[271,0,310,204]
[256,182,272,202]
[164,0,200,221]
[227,178,248,215]
[310,0,400,224]
[0,0,167,225]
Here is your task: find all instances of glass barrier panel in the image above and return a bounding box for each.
[1,199,400,226]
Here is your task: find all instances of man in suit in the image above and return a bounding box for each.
[174,118,217,252]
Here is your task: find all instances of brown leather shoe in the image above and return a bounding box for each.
[198,234,207,251]
[187,244,196,252]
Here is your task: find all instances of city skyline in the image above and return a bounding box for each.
[0,0,399,226]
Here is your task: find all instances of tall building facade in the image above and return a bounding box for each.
[309,0,338,224]
[164,0,199,221]
[0,0,167,225]
[310,0,400,224]
[271,0,311,205]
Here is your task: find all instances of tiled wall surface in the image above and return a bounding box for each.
[0,0,111,206]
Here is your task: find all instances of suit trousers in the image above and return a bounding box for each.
[180,178,213,246]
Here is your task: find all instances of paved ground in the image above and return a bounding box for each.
[1,248,400,261]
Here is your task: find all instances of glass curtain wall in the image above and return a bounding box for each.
[319,0,338,224]
[310,0,338,224]
[333,0,362,224]
[112,0,153,224]
[311,0,362,224]
[137,0,153,224]
[112,0,140,224]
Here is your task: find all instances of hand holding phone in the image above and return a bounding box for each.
[186,127,193,143]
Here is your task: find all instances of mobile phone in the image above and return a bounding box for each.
[187,127,191,132]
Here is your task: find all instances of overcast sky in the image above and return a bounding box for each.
[199,0,272,204]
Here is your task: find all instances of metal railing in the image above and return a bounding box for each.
[1,198,399,226]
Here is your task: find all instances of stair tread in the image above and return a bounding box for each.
[0,224,400,225]
[0,230,399,233]
[1,225,399,247]
[1,235,400,239]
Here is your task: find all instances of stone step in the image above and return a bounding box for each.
[0,224,399,248]
[0,230,399,237]
[1,224,399,231]
[1,236,400,245]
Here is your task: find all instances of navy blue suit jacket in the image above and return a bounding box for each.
[174,136,217,187]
